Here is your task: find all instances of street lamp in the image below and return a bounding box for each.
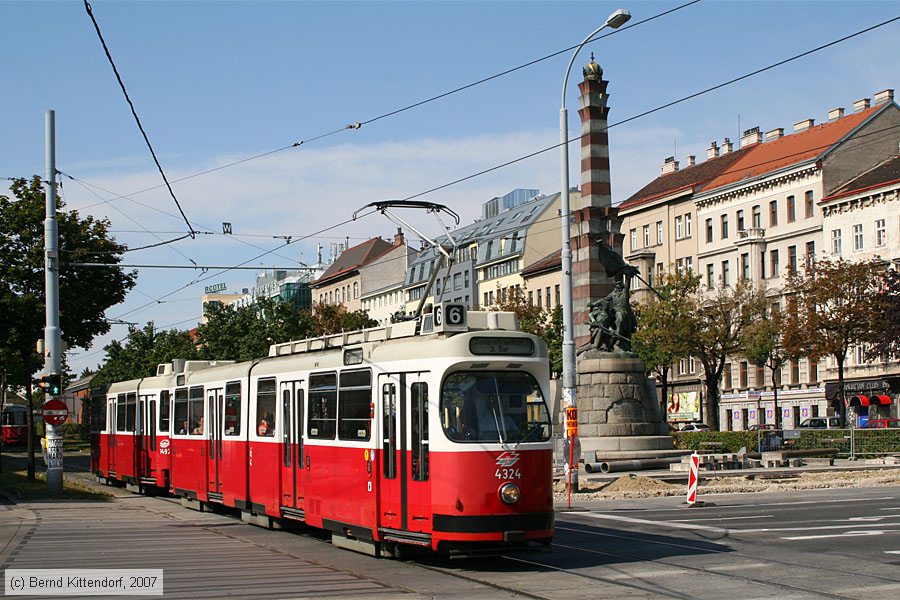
[559,8,630,493]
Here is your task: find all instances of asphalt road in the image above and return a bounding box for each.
[1,449,899,598]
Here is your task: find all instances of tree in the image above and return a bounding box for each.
[632,270,698,416]
[488,285,565,377]
[866,266,900,361]
[198,297,317,362]
[310,302,376,336]
[0,176,136,479]
[784,258,887,422]
[93,323,199,387]
[688,278,767,430]
[544,305,563,378]
[743,305,793,428]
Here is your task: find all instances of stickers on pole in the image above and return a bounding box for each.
[686,453,700,506]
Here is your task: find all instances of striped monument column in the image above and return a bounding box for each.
[572,60,624,348]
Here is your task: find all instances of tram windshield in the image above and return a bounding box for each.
[441,371,551,444]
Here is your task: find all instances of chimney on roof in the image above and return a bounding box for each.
[765,127,784,141]
[393,227,404,246]
[722,137,733,154]
[707,141,719,159]
[853,98,871,112]
[687,155,696,167]
[794,119,815,132]
[740,126,762,148]
[874,89,894,105]
[827,107,845,121]
[660,156,679,175]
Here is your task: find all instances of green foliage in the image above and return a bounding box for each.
[488,286,562,377]
[0,176,136,386]
[866,266,900,361]
[93,322,199,386]
[545,305,563,377]
[672,431,758,453]
[307,302,377,337]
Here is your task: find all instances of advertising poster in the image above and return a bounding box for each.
[667,391,700,421]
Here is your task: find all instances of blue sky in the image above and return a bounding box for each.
[2,1,898,374]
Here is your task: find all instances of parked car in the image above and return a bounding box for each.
[748,424,777,431]
[869,418,900,429]
[798,417,843,429]
[680,423,711,432]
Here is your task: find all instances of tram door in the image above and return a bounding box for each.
[206,387,224,494]
[378,372,431,534]
[107,397,116,474]
[137,394,155,479]
[278,380,305,511]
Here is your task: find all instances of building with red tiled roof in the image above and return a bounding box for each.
[521,249,562,311]
[691,90,899,431]
[310,236,397,313]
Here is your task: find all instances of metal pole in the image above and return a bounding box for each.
[558,11,631,496]
[44,110,63,495]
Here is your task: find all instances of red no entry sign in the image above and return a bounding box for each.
[42,399,68,426]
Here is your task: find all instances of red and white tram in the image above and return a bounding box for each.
[92,307,554,556]
[2,405,28,446]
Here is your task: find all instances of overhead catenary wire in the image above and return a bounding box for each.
[83,0,197,238]
[72,1,702,212]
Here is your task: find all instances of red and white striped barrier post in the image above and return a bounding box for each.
[686,452,700,506]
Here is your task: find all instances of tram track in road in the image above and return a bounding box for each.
[555,515,900,589]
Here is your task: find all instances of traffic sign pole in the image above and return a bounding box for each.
[44,110,63,496]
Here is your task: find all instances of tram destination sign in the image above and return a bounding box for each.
[469,336,535,356]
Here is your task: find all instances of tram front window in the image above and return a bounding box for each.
[441,371,550,443]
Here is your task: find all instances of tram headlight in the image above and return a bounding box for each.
[499,483,521,505]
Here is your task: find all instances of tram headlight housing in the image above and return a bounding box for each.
[499,483,521,505]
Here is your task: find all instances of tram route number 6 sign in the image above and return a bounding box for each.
[434,303,467,331]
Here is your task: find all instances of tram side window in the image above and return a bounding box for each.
[308,373,336,440]
[411,382,429,481]
[116,394,126,432]
[91,397,107,433]
[126,392,137,432]
[158,390,170,433]
[256,378,276,437]
[282,390,291,467]
[338,369,371,441]
[382,383,396,479]
[188,386,204,435]
[174,388,189,434]
[224,382,241,436]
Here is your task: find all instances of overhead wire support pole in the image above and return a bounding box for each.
[44,110,64,495]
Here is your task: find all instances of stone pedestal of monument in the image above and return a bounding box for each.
[576,351,681,461]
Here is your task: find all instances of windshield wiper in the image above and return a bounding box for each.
[513,423,545,451]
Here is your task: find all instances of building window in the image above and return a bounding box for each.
[483,292,489,306]
[741,252,750,281]
[706,263,715,287]
[853,224,863,251]
[721,214,729,239]
[808,359,818,383]
[737,209,745,231]
[805,241,815,267]
[787,195,796,223]
[805,190,814,218]
[536,289,542,308]
[630,228,637,250]
[353,282,358,299]
[739,361,748,388]
[756,365,766,388]
[790,359,800,385]
[685,214,692,237]
[770,249,779,278]
[831,229,842,254]
[788,245,797,274]
[546,287,551,308]
[678,358,688,376]
[685,256,693,273]
[769,200,778,227]
[555,285,560,306]
[875,219,886,246]
[752,205,761,228]
[855,345,866,365]
[656,262,664,279]
[528,290,533,306]
[705,218,713,243]
[643,224,650,247]
[723,363,733,390]
[759,251,766,279]
[721,260,730,286]
[675,217,683,240]
[656,221,663,244]
[464,270,469,288]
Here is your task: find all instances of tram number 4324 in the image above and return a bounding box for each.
[495,468,522,480]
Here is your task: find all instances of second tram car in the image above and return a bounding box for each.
[92,307,554,556]
[2,405,28,446]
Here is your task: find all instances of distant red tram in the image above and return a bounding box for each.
[2,405,28,446]
[91,308,555,556]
